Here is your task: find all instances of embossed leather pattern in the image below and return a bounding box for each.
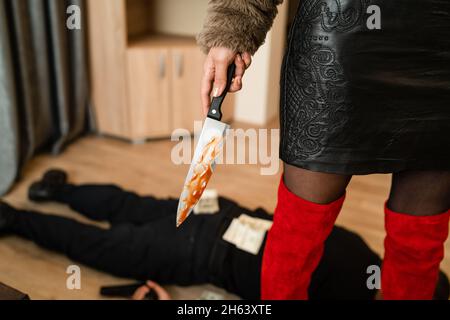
[280,0,450,174]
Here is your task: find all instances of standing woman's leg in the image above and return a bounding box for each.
[382,170,450,300]
[262,163,352,299]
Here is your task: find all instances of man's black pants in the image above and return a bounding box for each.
[10,184,227,285]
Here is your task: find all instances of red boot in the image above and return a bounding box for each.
[382,203,450,300]
[261,177,346,300]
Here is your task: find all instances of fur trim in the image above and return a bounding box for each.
[197,0,284,55]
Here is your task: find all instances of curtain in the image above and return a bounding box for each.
[0,0,90,195]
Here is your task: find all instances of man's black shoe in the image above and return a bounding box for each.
[28,169,68,202]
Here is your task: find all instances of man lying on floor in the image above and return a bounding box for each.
[0,170,448,300]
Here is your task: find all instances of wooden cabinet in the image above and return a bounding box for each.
[87,0,234,142]
[171,45,208,133]
[127,46,172,139]
[87,0,129,138]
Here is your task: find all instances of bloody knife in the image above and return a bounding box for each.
[176,63,236,227]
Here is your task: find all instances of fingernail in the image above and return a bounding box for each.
[237,54,242,62]
[236,78,242,86]
[213,87,219,97]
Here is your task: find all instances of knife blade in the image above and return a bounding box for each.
[176,63,236,227]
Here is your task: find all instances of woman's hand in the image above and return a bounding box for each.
[201,47,252,115]
[132,280,171,300]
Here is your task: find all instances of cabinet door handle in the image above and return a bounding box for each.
[159,53,166,79]
[175,52,184,78]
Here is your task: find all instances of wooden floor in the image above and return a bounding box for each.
[1,128,449,299]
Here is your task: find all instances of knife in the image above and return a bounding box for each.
[176,63,236,227]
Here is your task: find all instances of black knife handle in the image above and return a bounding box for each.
[207,63,236,121]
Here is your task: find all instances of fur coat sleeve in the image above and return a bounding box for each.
[197,0,284,55]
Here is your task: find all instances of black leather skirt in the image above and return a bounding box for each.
[280,0,450,175]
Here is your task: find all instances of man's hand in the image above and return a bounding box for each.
[201,47,252,115]
[132,281,171,300]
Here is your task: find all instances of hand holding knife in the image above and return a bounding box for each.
[176,63,237,227]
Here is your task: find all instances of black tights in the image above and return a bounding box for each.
[388,170,450,216]
[283,163,450,216]
[283,163,351,204]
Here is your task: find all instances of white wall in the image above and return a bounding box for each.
[150,0,208,36]
[234,1,288,126]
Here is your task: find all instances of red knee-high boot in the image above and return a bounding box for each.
[382,203,450,300]
[261,177,346,300]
